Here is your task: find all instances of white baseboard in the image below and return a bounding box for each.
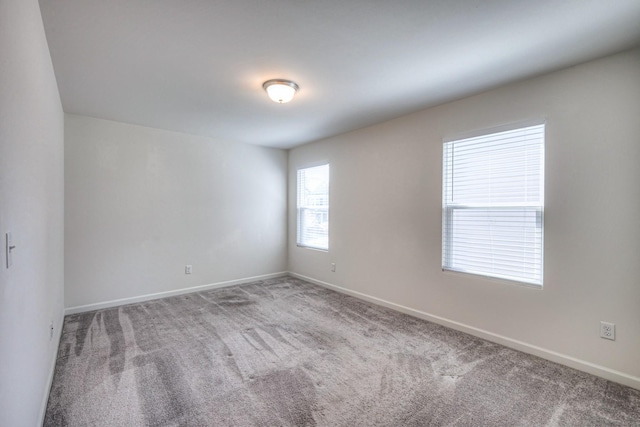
[289,272,640,391]
[39,307,65,426]
[64,272,288,315]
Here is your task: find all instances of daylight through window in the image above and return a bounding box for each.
[297,164,329,250]
[442,123,545,285]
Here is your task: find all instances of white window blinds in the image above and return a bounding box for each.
[442,123,545,285]
[297,164,329,250]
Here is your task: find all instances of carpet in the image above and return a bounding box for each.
[45,276,640,426]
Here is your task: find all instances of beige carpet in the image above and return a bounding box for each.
[45,276,640,426]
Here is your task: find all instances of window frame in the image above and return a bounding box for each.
[442,120,545,286]
[296,164,330,251]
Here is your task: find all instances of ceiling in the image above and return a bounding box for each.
[40,0,640,149]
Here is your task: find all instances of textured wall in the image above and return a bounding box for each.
[0,0,65,425]
[288,49,640,384]
[64,115,287,308]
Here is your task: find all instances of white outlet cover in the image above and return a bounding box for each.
[185,265,192,274]
[600,321,615,340]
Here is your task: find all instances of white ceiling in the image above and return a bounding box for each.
[40,0,640,149]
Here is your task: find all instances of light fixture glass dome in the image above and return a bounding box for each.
[263,79,299,103]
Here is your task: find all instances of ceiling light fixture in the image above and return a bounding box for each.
[263,79,299,104]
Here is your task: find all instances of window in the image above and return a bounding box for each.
[297,164,329,250]
[442,122,545,285]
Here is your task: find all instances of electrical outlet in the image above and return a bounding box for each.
[331,262,336,272]
[185,265,192,275]
[600,321,615,340]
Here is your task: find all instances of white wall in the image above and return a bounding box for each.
[0,0,65,425]
[65,115,287,308]
[288,49,640,386]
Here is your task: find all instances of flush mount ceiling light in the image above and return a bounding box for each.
[263,79,299,103]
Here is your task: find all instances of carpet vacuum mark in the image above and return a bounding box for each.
[45,277,640,426]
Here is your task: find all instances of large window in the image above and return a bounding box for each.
[297,164,329,250]
[442,122,545,285]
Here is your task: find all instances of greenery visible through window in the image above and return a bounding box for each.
[297,164,330,250]
[442,123,545,285]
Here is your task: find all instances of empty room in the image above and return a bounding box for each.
[2,0,640,425]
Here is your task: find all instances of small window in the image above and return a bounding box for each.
[442,122,545,285]
[297,164,329,250]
